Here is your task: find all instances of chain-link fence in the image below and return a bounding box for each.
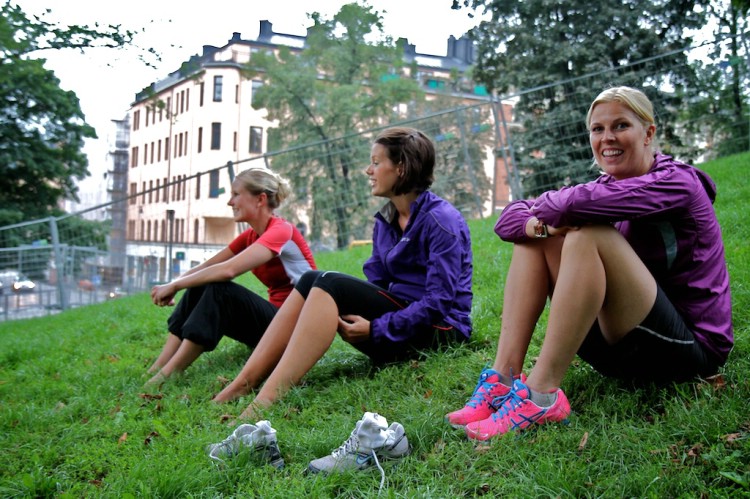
[1,36,747,321]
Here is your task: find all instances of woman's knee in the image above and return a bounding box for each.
[294,270,325,298]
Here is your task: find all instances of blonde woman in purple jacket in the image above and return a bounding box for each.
[446,86,733,441]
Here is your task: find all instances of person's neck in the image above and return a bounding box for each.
[248,212,273,235]
[389,191,419,230]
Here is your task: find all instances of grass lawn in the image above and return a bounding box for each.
[1,152,748,498]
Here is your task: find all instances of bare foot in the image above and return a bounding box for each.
[238,399,271,421]
[144,371,167,388]
[212,382,252,403]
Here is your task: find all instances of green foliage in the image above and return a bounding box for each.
[452,0,727,196]
[0,1,139,226]
[0,152,748,496]
[245,3,424,249]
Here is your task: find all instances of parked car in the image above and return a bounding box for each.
[0,270,36,293]
[107,287,127,300]
[12,275,36,293]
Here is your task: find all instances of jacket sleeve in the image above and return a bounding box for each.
[370,211,468,343]
[531,166,694,228]
[494,199,536,242]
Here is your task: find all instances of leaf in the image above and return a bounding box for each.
[721,432,743,444]
[578,431,589,451]
[719,471,749,488]
[118,432,128,444]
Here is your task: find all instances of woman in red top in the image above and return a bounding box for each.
[146,168,315,386]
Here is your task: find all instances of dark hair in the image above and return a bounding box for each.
[373,127,435,195]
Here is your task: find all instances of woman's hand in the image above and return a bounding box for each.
[337,314,370,344]
[151,283,176,306]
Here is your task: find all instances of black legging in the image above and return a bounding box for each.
[167,282,278,351]
[294,270,464,363]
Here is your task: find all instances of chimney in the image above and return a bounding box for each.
[259,20,273,40]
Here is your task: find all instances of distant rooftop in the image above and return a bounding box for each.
[135,20,477,103]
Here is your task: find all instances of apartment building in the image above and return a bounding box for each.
[123,20,511,281]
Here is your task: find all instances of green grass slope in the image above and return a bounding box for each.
[1,152,748,498]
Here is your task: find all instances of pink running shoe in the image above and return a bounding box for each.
[445,368,524,429]
[464,378,570,441]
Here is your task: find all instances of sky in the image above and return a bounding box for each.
[12,0,488,207]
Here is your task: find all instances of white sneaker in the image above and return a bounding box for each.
[207,420,284,468]
[307,412,409,474]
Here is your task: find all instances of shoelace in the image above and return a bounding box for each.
[331,431,359,458]
[333,431,388,495]
[491,387,526,422]
[371,449,386,495]
[465,370,493,408]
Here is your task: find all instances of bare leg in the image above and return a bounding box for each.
[239,288,340,419]
[492,237,564,376]
[212,290,306,403]
[527,225,657,392]
[145,338,205,386]
[148,333,182,373]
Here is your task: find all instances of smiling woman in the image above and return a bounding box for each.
[446,86,733,441]
[145,168,316,386]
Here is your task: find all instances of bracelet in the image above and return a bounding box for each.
[534,219,549,238]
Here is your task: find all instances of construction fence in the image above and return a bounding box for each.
[0,36,747,321]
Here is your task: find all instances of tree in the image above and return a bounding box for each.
[0,1,139,228]
[452,0,712,197]
[244,3,423,249]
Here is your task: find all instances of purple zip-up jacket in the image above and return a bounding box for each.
[364,190,473,344]
[494,153,733,363]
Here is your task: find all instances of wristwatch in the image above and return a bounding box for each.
[534,219,549,238]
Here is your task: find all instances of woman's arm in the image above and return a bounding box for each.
[151,244,274,306]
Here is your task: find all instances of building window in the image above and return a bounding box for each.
[155,179,160,203]
[249,126,263,153]
[150,141,155,163]
[129,183,137,204]
[132,110,140,131]
[163,177,169,202]
[235,84,239,103]
[199,82,204,106]
[148,180,153,204]
[211,122,221,150]
[251,80,263,104]
[180,90,185,114]
[195,173,201,199]
[157,140,162,162]
[131,146,139,167]
[213,75,223,102]
[143,144,148,165]
[233,131,237,152]
[164,137,170,160]
[197,127,203,153]
[194,219,200,244]
[185,88,189,112]
[209,169,220,198]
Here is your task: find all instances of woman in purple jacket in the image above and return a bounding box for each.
[214,127,473,418]
[446,86,733,441]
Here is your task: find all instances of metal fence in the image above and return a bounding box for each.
[1,36,746,322]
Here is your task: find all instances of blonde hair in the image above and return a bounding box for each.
[586,86,655,130]
[234,168,291,209]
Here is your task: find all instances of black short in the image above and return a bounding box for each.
[295,270,466,364]
[577,286,720,383]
